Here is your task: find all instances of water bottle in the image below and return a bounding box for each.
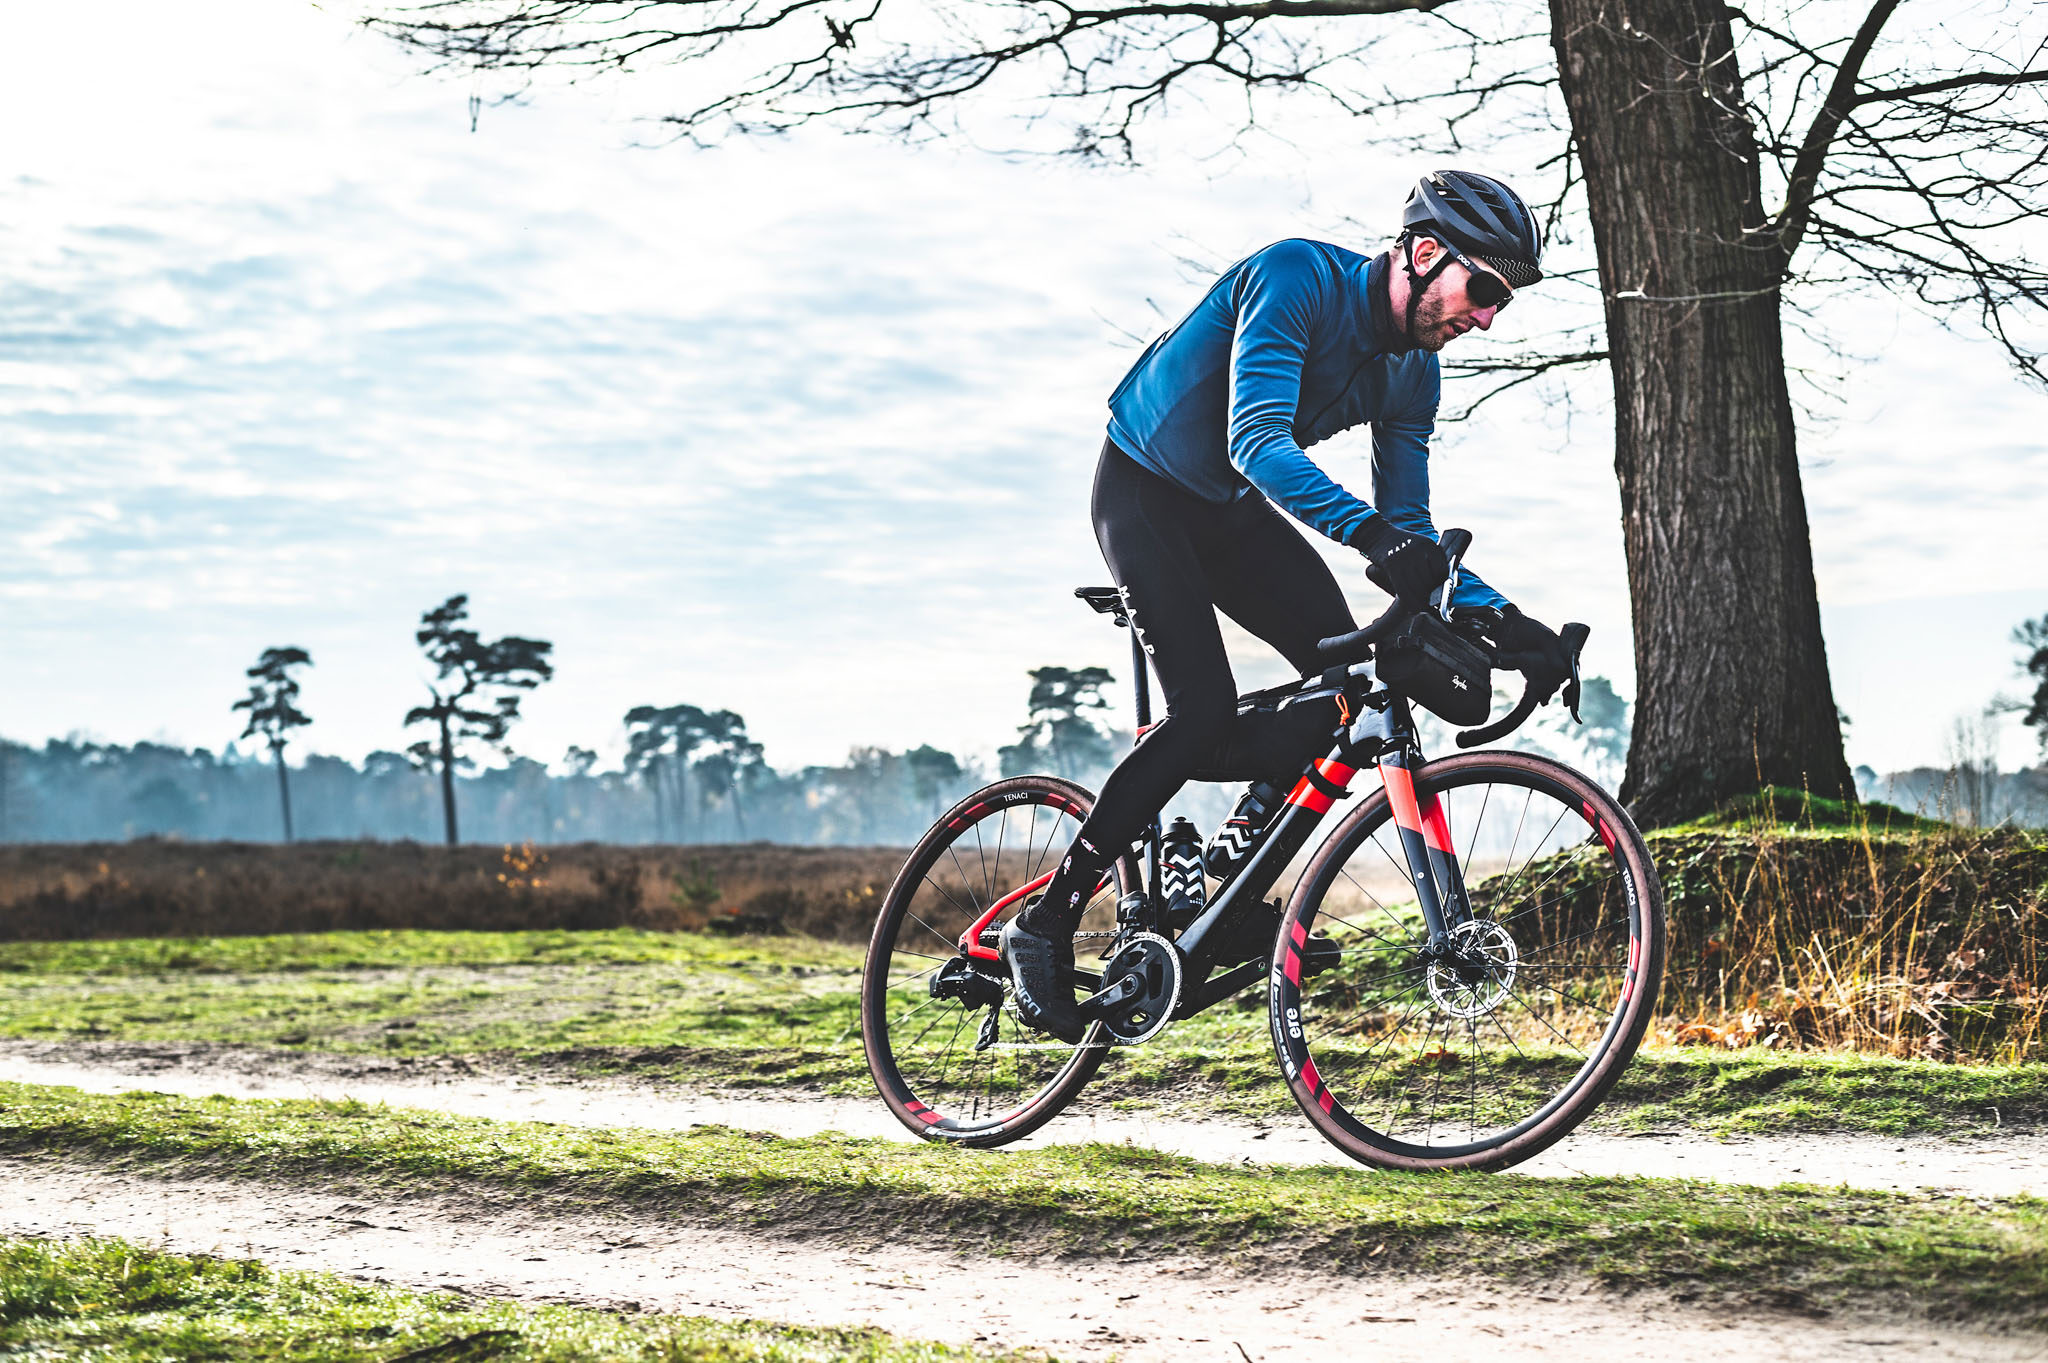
[1160,817,1206,929]
[1206,779,1284,878]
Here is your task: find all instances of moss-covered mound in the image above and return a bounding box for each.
[1558,806,2046,1058]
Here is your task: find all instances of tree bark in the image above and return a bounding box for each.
[437,716,460,845]
[272,740,295,843]
[1549,0,1852,825]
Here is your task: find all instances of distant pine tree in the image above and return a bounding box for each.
[405,596,554,845]
[232,646,314,842]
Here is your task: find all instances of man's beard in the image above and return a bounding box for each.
[1410,283,1454,352]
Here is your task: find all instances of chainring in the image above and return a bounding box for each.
[1096,931,1183,1045]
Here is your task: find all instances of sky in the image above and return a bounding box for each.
[1,1,2044,781]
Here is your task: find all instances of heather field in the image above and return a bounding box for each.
[0,840,904,943]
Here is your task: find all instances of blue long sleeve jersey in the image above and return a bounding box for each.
[1106,238,1507,612]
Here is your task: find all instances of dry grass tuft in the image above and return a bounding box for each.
[1634,795,2047,1061]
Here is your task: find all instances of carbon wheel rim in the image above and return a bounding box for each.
[1272,755,1660,1167]
[863,778,1122,1143]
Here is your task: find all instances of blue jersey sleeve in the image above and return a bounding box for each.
[1368,369,1510,612]
[1223,242,1379,544]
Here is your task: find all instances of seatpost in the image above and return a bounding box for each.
[1128,617,1151,729]
[1121,607,1162,905]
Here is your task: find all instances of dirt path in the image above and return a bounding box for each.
[5,1158,2034,1363]
[3,1041,2042,1196]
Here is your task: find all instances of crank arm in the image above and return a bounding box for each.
[1077,973,1142,1018]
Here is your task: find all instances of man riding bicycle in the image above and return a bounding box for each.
[1003,169,1578,1043]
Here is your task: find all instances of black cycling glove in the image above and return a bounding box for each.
[1495,605,1573,700]
[1349,516,1449,605]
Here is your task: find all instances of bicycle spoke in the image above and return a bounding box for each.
[884,961,947,992]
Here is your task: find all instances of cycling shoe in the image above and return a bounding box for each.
[1000,918,1085,1044]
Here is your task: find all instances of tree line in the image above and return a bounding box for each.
[6,596,2044,847]
[0,732,985,847]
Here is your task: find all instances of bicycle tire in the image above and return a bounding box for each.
[1269,751,1665,1171]
[862,774,1137,1147]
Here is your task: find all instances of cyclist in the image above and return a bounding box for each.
[1004,169,1578,1042]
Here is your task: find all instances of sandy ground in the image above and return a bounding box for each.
[6,1158,2039,1363]
[3,1041,2042,1196]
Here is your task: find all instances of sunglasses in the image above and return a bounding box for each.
[1441,243,1514,311]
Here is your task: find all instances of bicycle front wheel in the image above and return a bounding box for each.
[862,775,1135,1147]
[1270,751,1664,1171]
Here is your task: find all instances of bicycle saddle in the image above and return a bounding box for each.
[1074,586,1125,617]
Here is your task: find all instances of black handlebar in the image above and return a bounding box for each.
[1312,597,1410,666]
[1312,527,1594,748]
[1456,620,1592,748]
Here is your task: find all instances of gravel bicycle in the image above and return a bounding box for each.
[860,531,1665,1171]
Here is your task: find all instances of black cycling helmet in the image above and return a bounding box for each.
[1400,169,1543,287]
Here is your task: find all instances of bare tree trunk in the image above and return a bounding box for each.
[684,757,700,843]
[1550,0,1852,825]
[272,740,295,843]
[437,715,460,845]
[650,755,667,844]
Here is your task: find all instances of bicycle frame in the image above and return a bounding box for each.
[1006,582,1512,1027]
[1104,677,1476,1024]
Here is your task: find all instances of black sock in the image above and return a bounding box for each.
[1015,831,1114,941]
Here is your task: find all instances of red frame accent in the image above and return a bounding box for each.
[957,866,1118,961]
[1418,789,1455,854]
[1285,759,1359,815]
[1379,762,1424,834]
[959,868,1056,960]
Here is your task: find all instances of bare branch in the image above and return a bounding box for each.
[1770,0,1900,262]
[1854,66,2048,106]
[1438,347,1607,421]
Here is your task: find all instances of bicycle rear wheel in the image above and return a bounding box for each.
[862,775,1136,1146]
[1270,751,1664,1171]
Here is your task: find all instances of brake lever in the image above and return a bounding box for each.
[1559,622,1591,724]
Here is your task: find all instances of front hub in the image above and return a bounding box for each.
[1425,919,1518,1019]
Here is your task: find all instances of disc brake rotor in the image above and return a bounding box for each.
[1426,919,1518,1019]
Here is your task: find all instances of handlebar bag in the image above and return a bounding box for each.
[1375,613,1493,726]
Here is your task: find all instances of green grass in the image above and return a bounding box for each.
[3,1082,2045,1325]
[0,1235,1020,1361]
[0,928,866,976]
[0,929,871,1088]
[4,928,2046,1134]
